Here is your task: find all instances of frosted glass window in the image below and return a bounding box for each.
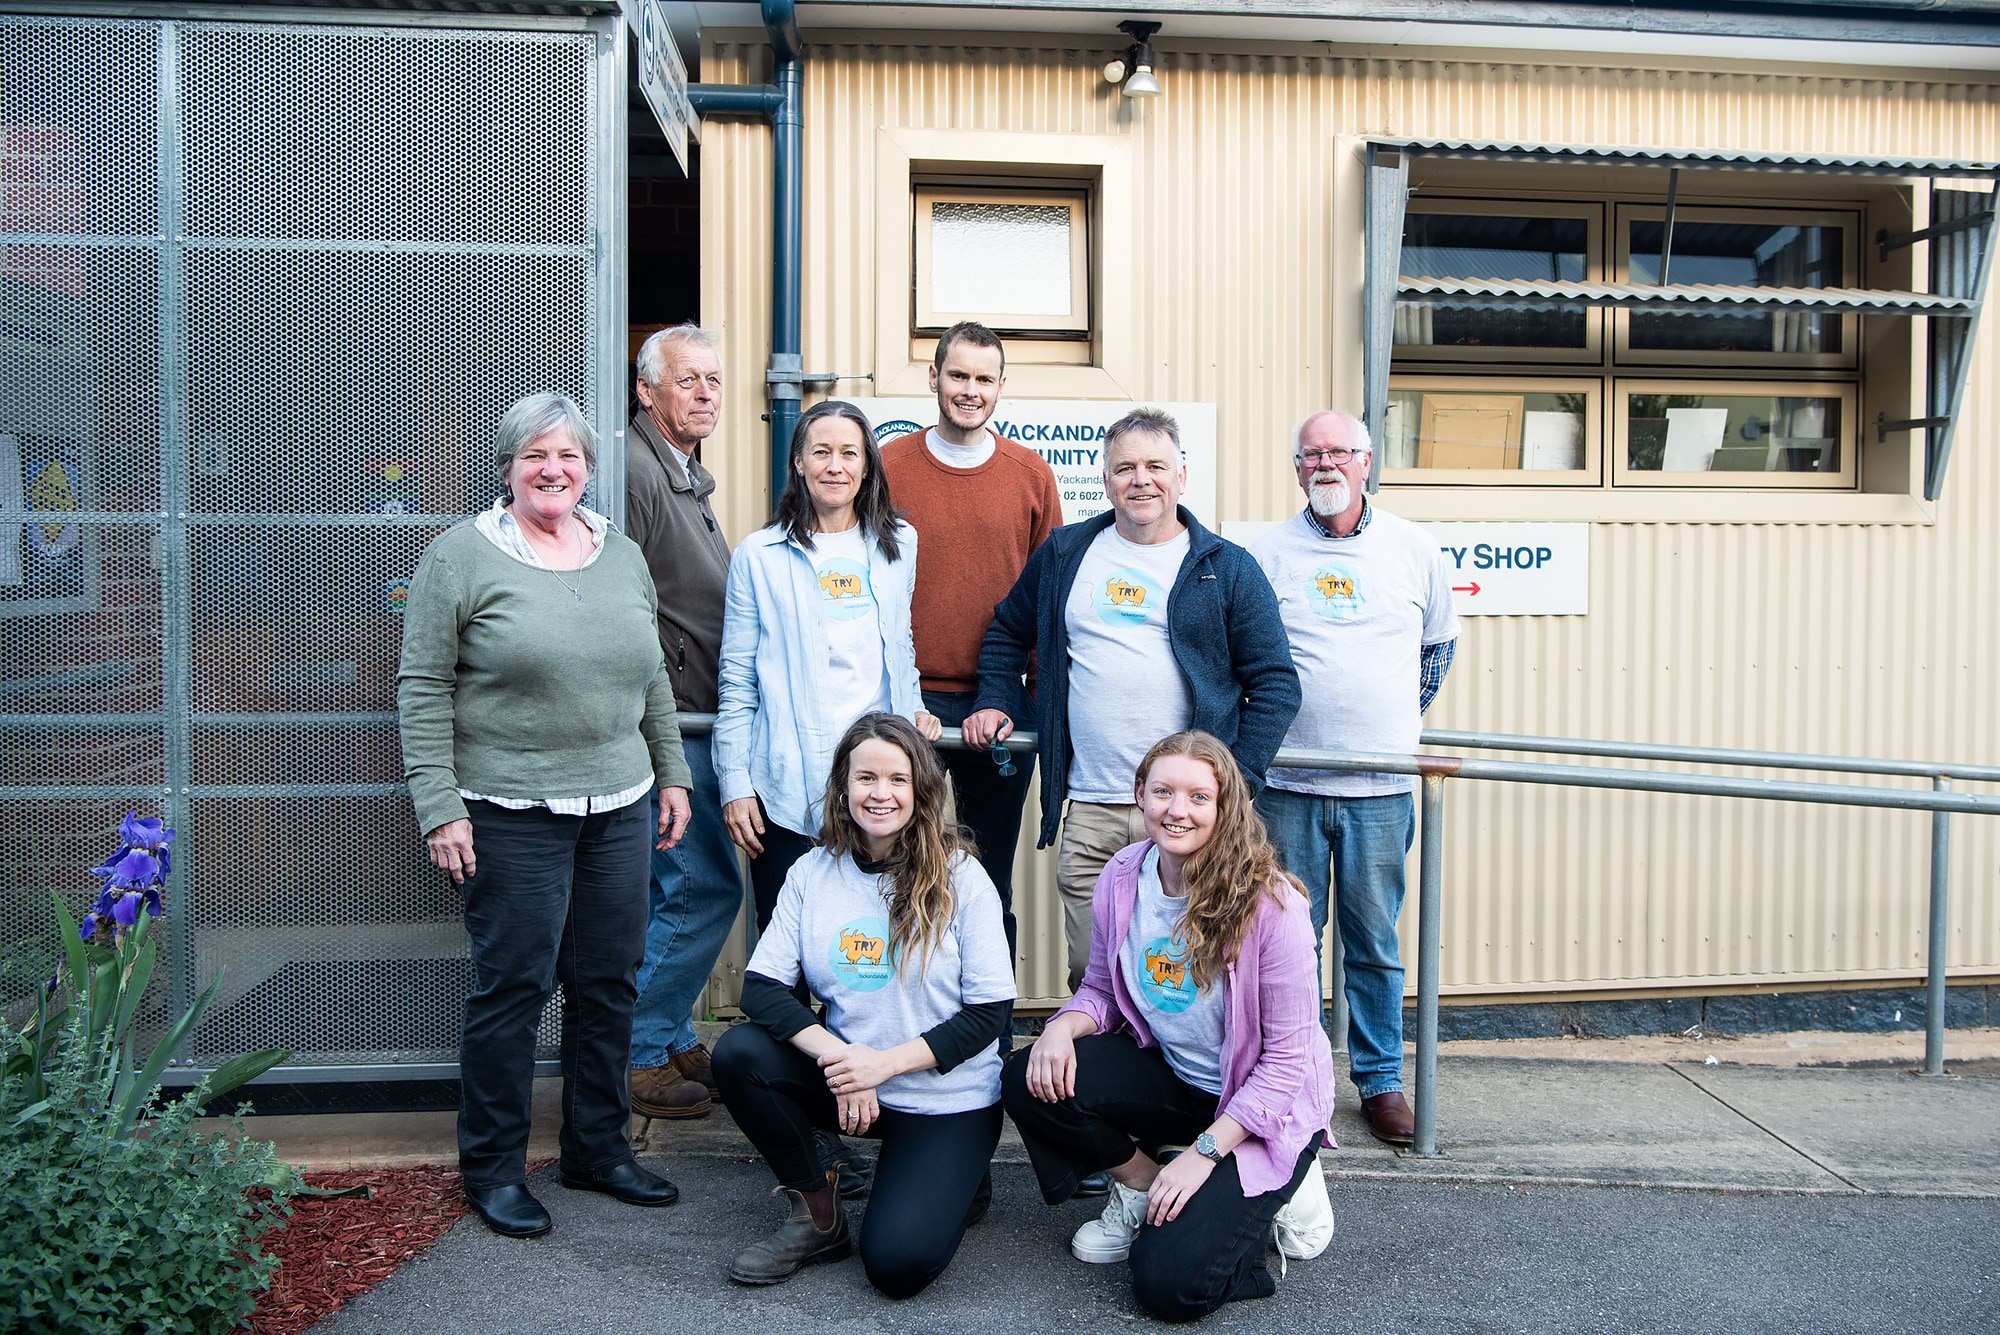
[928,201,1075,317]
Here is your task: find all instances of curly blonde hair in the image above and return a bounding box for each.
[1135,730,1303,991]
[819,713,971,978]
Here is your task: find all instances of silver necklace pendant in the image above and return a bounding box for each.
[547,566,584,601]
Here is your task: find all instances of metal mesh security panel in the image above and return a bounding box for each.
[181,25,592,248]
[1,13,607,1076]
[1,521,164,714]
[183,795,560,1066]
[185,248,591,516]
[1,19,160,240]
[3,249,163,518]
[192,722,406,789]
[188,520,447,715]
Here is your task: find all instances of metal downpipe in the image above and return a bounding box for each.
[764,0,803,502]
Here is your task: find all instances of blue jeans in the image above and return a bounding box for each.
[630,733,745,1069]
[1254,786,1415,1099]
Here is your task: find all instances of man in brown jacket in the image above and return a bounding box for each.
[882,322,1061,1053]
[625,323,737,1120]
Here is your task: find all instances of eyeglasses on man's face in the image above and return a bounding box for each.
[1296,447,1360,467]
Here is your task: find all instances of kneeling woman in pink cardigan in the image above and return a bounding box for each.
[1001,730,1336,1322]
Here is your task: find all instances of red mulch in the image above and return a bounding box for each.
[247,1160,551,1334]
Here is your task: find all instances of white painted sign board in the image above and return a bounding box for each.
[626,0,694,176]
[1428,522,1589,616]
[847,398,1218,529]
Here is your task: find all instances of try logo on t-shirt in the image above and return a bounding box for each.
[1135,935,1198,1015]
[1094,568,1164,626]
[1308,561,1365,621]
[816,558,875,620]
[828,916,895,992]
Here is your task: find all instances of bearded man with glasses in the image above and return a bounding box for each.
[1249,409,1460,1148]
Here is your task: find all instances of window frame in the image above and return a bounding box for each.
[1611,202,1862,371]
[1610,377,1859,490]
[911,185,1091,338]
[1380,373,1604,487]
[1394,198,1605,365]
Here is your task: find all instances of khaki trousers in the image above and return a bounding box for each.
[1055,800,1148,992]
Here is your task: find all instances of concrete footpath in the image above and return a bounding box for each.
[237,1030,2000,1333]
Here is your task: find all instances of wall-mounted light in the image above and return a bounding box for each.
[1103,20,1161,99]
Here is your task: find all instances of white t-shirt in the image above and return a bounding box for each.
[748,847,1018,1115]
[1063,525,1193,802]
[1251,507,1460,797]
[1117,847,1224,1095]
[925,426,996,469]
[811,526,892,735]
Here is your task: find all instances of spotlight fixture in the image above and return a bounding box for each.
[1105,19,1161,99]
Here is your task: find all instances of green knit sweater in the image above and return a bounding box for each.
[396,520,692,835]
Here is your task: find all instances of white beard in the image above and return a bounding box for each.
[1308,475,1350,517]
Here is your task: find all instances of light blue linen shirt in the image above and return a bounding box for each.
[714,519,923,836]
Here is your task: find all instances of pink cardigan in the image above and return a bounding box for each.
[1055,840,1336,1196]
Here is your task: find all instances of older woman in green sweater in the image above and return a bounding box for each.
[396,392,694,1240]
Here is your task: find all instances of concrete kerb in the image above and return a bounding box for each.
[233,1031,2000,1202]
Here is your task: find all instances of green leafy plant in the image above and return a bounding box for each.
[0,813,300,1333]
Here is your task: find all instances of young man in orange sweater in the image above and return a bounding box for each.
[882,322,1060,1053]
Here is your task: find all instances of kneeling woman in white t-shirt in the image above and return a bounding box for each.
[713,712,1017,1296]
[1002,730,1337,1323]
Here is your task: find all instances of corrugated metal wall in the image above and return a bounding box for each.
[695,33,2000,1009]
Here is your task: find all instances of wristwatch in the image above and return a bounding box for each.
[1193,1132,1224,1164]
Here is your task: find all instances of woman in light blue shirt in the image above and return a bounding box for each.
[714,399,940,932]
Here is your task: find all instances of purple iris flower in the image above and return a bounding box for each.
[79,911,101,942]
[116,812,176,874]
[106,849,160,891]
[110,894,142,927]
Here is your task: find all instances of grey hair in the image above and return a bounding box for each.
[1103,407,1183,467]
[1292,409,1372,461]
[495,392,597,503]
[636,322,719,388]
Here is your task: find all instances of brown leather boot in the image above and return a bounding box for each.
[671,1044,721,1102]
[630,1062,713,1119]
[727,1174,851,1285]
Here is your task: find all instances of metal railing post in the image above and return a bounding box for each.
[1924,775,1952,1075]
[1411,768,1448,1157]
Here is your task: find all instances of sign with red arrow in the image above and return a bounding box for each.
[1428,523,1588,616]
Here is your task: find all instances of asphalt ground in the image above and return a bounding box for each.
[316,1158,2000,1334]
[268,1034,2000,1333]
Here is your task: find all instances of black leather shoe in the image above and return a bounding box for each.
[1075,1170,1112,1198]
[558,1159,680,1207]
[465,1183,552,1238]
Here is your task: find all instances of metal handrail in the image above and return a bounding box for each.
[667,712,1985,1159]
[1422,727,2000,784]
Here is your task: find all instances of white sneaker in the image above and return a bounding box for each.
[1271,1162,1334,1269]
[1070,1180,1148,1264]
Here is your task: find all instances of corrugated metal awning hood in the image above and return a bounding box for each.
[1373,138,2000,179]
[1397,277,1980,317]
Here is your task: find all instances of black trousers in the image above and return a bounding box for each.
[1001,1033,1323,1324]
[745,807,816,1007]
[713,1022,1002,1299]
[456,798,652,1189]
[924,686,1034,1048]
[746,808,816,933]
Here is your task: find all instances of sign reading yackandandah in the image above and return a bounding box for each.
[847,398,1218,529]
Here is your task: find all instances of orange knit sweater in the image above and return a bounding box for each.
[882,429,1062,692]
